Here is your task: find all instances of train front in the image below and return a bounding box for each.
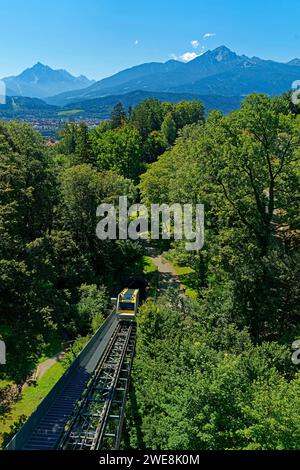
[116,288,139,319]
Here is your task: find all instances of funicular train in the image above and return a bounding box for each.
[116,288,140,318]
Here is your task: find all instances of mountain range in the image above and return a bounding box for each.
[2,63,94,98]
[1,46,300,117]
[45,46,300,106]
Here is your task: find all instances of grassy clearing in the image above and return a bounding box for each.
[142,256,158,275]
[37,335,62,365]
[172,262,198,298]
[0,379,14,392]
[0,361,65,449]
[128,255,158,279]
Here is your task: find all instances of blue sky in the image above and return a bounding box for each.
[0,0,299,80]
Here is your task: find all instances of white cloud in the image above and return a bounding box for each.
[134,39,139,45]
[191,39,200,49]
[203,32,216,40]
[179,52,199,62]
[171,45,206,63]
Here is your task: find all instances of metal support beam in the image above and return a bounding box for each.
[57,321,136,450]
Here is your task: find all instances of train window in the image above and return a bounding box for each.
[119,302,135,311]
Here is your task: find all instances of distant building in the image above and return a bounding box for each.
[45,138,59,146]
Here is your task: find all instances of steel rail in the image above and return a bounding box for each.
[57,322,123,449]
[93,322,134,450]
[58,323,124,449]
[58,321,136,450]
[111,324,136,450]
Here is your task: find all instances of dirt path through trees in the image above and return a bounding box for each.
[33,352,65,381]
[149,251,185,293]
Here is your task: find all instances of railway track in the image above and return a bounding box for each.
[57,321,136,450]
[5,313,137,450]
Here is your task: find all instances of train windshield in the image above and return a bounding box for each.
[119,302,134,311]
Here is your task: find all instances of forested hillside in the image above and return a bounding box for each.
[128,94,300,450]
[0,98,204,434]
[0,94,299,450]
[0,120,141,382]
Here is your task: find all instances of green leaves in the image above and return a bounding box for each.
[161,113,177,146]
[76,284,109,334]
[0,122,140,382]
[129,94,300,450]
[131,294,300,450]
[90,124,143,181]
[139,93,300,340]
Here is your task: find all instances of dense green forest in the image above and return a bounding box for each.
[0,94,299,450]
[128,94,300,450]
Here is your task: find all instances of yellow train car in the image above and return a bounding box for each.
[116,288,139,318]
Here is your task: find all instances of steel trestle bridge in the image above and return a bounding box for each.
[59,322,136,450]
[5,313,137,451]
